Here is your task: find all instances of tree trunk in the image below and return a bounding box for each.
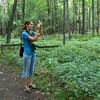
[97,0,99,35]
[78,16,81,34]
[92,0,95,36]
[51,0,54,33]
[88,6,91,32]
[22,0,25,21]
[66,0,71,39]
[6,0,17,43]
[86,7,89,33]
[82,0,85,34]
[46,0,51,34]
[63,0,66,45]
[0,22,3,36]
[73,0,78,34]
[54,0,58,33]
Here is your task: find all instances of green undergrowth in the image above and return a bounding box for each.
[35,36,100,100]
[0,35,100,100]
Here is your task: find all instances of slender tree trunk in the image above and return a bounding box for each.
[22,0,25,21]
[72,16,75,34]
[86,7,89,33]
[58,0,63,33]
[54,0,58,33]
[65,0,69,32]
[46,0,51,34]
[97,0,99,35]
[72,0,75,34]
[92,0,95,36]
[63,0,66,45]
[82,0,85,34]
[6,0,17,43]
[79,16,81,34]
[88,6,91,32]
[51,0,54,34]
[78,1,81,34]
[73,0,78,34]
[0,23,3,35]
[66,0,71,39]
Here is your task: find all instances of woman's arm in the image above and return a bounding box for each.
[28,21,42,41]
[28,32,40,41]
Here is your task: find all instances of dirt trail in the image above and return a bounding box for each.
[0,65,48,100]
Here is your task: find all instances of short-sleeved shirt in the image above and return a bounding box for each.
[21,31,35,55]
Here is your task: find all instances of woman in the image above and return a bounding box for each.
[21,20,42,92]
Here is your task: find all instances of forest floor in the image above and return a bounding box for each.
[0,64,48,100]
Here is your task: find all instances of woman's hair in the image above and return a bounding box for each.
[22,20,32,30]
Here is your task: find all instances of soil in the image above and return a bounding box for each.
[0,64,48,100]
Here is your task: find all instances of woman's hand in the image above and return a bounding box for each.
[37,32,41,36]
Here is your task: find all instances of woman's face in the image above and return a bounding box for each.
[26,21,33,30]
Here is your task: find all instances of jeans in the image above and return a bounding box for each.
[21,53,36,78]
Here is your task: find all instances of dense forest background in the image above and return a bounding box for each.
[0,0,99,43]
[0,0,100,100]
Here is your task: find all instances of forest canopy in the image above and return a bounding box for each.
[0,0,99,43]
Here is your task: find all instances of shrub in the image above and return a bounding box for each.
[52,44,100,99]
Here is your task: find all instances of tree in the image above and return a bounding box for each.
[88,4,91,32]
[92,0,95,36]
[66,0,71,39]
[72,0,78,34]
[63,0,66,45]
[96,0,99,34]
[54,0,58,33]
[6,0,17,43]
[0,0,8,36]
[0,0,99,39]
[82,0,85,34]
[46,0,51,33]
[22,0,25,21]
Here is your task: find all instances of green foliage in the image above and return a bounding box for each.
[0,47,22,73]
[0,36,6,43]
[0,36,100,100]
[36,36,100,99]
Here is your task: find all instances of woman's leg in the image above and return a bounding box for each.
[21,55,32,89]
[27,77,33,86]
[28,53,36,86]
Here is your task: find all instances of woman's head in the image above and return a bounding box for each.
[23,21,33,30]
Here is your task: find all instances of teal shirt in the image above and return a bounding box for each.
[21,31,35,55]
